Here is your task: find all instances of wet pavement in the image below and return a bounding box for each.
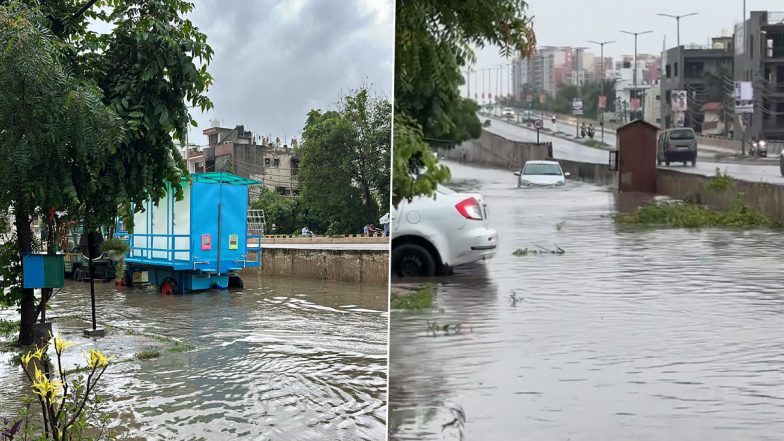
[389,161,784,441]
[483,116,784,185]
[1,275,388,440]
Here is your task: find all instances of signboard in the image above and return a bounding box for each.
[734,81,754,113]
[539,93,545,104]
[674,112,685,127]
[630,98,641,112]
[598,95,607,110]
[572,97,583,115]
[533,119,544,129]
[671,90,688,112]
[201,234,212,251]
[526,94,532,103]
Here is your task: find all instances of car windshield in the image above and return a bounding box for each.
[669,129,694,140]
[523,163,562,176]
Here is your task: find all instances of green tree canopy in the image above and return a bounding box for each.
[393,0,536,205]
[298,87,391,234]
[0,0,213,345]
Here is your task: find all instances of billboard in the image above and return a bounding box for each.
[598,95,607,110]
[630,98,640,112]
[734,81,753,113]
[734,23,745,55]
[572,97,583,115]
[671,90,688,112]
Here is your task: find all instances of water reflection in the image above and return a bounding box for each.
[389,161,784,441]
[1,275,388,440]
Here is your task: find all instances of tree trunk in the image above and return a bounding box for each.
[15,210,35,346]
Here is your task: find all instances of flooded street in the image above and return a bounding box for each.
[1,275,388,440]
[389,161,784,441]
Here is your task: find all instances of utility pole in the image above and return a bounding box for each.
[588,40,615,144]
[621,30,652,121]
[656,12,699,48]
[740,0,747,155]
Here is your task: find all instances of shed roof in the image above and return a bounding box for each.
[189,172,259,185]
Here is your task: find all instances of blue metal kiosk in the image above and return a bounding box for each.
[116,172,262,294]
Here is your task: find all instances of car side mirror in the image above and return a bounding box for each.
[564,172,571,177]
[513,171,521,176]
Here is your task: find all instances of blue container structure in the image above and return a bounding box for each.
[116,172,262,294]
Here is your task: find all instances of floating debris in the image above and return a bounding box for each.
[512,244,565,256]
[427,320,465,336]
[441,402,466,440]
[509,289,523,306]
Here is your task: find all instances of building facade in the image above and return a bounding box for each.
[734,10,784,140]
[188,124,300,196]
[660,38,734,131]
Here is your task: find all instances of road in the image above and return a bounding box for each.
[389,161,784,441]
[482,115,784,185]
[260,242,389,251]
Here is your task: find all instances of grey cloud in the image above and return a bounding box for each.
[187,0,393,144]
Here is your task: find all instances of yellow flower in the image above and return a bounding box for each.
[31,366,63,399]
[20,351,34,365]
[51,334,76,354]
[31,346,46,360]
[83,348,109,369]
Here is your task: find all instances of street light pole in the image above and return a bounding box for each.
[621,30,652,121]
[588,40,615,144]
[656,12,699,48]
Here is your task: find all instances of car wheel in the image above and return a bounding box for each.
[392,243,436,277]
[691,159,697,167]
[665,160,670,167]
[657,157,662,166]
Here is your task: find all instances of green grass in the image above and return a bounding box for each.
[704,170,735,193]
[135,350,161,361]
[582,139,609,149]
[614,199,781,229]
[0,319,18,335]
[391,285,434,311]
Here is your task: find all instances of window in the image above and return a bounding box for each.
[674,62,678,77]
[656,95,661,101]
[195,161,204,173]
[665,90,672,104]
[209,134,218,145]
[273,158,280,167]
[750,35,754,59]
[264,158,271,167]
[665,64,671,78]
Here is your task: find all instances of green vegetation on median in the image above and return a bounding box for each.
[391,285,434,311]
[614,199,780,229]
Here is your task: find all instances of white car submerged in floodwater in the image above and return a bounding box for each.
[514,160,570,187]
[391,184,497,277]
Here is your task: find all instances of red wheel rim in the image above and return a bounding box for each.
[161,281,173,296]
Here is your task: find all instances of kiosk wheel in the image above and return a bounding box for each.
[161,279,179,296]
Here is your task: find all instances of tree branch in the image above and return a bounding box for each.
[71,0,100,22]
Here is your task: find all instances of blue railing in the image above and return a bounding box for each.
[125,233,191,263]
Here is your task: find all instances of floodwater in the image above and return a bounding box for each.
[389,161,784,441]
[0,275,388,440]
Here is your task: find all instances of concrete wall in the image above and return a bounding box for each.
[559,159,618,187]
[261,236,388,244]
[443,130,551,170]
[243,248,388,285]
[657,169,784,223]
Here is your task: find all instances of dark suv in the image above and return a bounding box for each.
[657,128,697,167]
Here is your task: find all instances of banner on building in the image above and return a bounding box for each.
[671,90,687,112]
[630,98,640,112]
[734,81,754,113]
[674,112,685,128]
[598,95,607,110]
[539,93,545,104]
[572,97,583,115]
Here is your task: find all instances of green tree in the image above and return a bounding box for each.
[393,0,536,205]
[299,87,391,234]
[251,188,327,235]
[0,0,213,346]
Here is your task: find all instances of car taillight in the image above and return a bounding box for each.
[455,197,483,220]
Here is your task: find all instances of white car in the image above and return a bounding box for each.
[514,160,570,187]
[391,185,497,277]
[502,107,515,119]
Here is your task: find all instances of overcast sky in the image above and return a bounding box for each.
[473,0,784,72]
[184,0,393,145]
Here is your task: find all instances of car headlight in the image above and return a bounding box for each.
[521,179,531,186]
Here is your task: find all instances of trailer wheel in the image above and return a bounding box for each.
[124,269,134,288]
[160,279,179,296]
[228,274,244,289]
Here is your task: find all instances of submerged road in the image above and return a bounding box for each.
[389,161,784,441]
[482,116,784,185]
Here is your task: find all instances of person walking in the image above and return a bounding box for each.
[379,212,390,237]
